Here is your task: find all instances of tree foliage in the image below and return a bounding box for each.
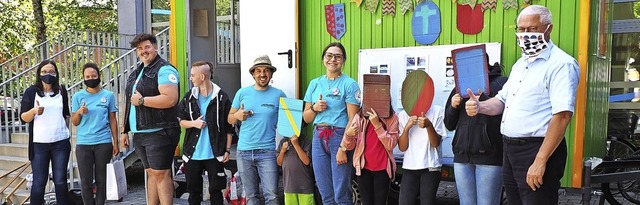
[0,0,117,63]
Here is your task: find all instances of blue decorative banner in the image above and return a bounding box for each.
[412,1,441,45]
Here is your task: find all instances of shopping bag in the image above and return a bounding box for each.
[106,158,127,200]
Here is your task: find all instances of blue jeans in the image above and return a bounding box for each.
[312,127,353,205]
[31,138,71,205]
[454,163,503,205]
[237,149,279,205]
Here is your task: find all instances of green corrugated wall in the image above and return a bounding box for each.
[584,0,611,159]
[300,0,582,187]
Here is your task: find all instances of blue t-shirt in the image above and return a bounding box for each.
[231,85,286,151]
[72,89,118,145]
[128,65,180,133]
[192,92,215,160]
[303,74,361,128]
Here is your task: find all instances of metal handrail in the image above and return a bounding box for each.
[0,30,129,67]
[0,44,129,88]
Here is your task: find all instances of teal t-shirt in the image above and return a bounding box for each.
[192,92,215,160]
[303,74,361,128]
[72,89,118,145]
[128,65,180,133]
[231,85,286,151]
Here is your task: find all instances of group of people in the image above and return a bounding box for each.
[19,5,579,205]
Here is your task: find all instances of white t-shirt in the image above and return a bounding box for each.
[33,92,70,143]
[398,106,447,170]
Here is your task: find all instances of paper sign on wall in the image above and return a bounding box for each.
[325,3,347,40]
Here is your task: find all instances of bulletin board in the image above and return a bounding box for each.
[357,43,502,112]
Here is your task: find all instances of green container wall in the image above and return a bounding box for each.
[299,0,581,187]
[584,0,611,159]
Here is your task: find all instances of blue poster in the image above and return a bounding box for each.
[277,97,304,138]
[412,1,441,45]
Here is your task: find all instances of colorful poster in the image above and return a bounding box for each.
[277,97,304,137]
[451,44,490,98]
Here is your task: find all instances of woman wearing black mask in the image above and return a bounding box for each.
[70,62,119,205]
[20,59,71,204]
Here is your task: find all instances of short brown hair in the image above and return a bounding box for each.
[130,33,157,48]
[192,61,214,76]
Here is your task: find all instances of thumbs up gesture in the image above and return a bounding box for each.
[234,103,250,121]
[193,115,206,129]
[417,112,432,129]
[77,100,88,115]
[33,100,44,115]
[465,88,482,117]
[313,94,327,112]
[131,89,143,106]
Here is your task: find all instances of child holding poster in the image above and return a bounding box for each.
[277,123,315,205]
[342,105,399,205]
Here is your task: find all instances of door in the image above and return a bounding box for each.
[240,0,298,98]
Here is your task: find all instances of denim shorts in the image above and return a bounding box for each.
[133,127,180,170]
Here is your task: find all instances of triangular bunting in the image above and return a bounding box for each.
[417,0,425,3]
[524,0,532,6]
[399,0,414,14]
[503,0,518,10]
[382,0,396,16]
[365,0,380,13]
[458,0,477,9]
[351,0,364,7]
[482,0,497,12]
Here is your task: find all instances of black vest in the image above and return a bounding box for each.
[123,56,180,131]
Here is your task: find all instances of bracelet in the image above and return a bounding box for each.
[310,103,318,113]
[225,150,231,154]
[120,131,127,134]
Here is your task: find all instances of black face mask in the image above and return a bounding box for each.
[40,74,57,84]
[84,79,101,88]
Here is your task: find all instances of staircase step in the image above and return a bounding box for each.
[0,169,30,192]
[10,133,28,144]
[2,187,30,205]
[10,133,77,145]
[0,143,28,158]
[0,156,31,173]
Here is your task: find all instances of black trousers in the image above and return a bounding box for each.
[502,138,567,205]
[357,169,390,205]
[76,143,112,205]
[399,168,441,205]
[184,158,225,205]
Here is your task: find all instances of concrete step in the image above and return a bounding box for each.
[0,169,30,192]
[2,187,30,205]
[10,132,28,144]
[0,143,29,158]
[10,132,77,145]
[0,156,31,173]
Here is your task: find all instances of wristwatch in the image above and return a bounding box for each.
[138,97,144,106]
[339,145,347,152]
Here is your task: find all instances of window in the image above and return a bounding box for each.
[216,0,240,64]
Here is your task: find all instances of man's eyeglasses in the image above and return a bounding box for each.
[324,53,343,61]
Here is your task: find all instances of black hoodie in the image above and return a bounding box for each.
[444,63,508,165]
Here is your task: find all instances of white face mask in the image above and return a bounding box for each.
[515,25,550,57]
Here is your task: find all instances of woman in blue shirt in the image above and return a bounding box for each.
[303,42,361,205]
[71,63,119,205]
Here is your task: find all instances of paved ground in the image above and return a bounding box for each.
[105,161,634,205]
